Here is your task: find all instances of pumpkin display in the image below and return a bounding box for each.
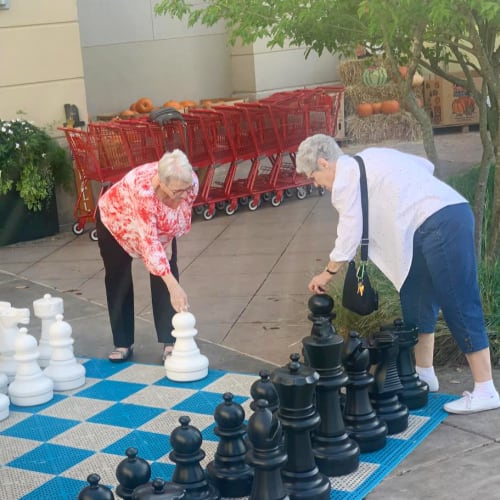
[362,66,388,86]
[381,100,400,114]
[357,102,374,117]
[135,97,154,114]
[371,102,383,114]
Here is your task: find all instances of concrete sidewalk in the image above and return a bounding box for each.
[1,130,500,498]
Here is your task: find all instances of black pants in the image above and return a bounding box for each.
[95,208,179,348]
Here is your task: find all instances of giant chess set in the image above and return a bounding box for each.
[0,294,456,499]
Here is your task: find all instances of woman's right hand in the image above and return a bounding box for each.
[163,274,190,312]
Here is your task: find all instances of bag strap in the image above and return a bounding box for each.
[353,155,369,262]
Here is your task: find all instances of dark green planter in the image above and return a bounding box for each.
[0,190,59,246]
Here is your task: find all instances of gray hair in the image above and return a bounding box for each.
[158,149,193,184]
[296,134,344,175]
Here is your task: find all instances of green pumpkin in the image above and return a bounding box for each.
[362,66,388,86]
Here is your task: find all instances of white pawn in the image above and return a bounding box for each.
[164,311,209,382]
[8,327,53,406]
[0,302,30,383]
[0,371,7,394]
[33,293,64,368]
[0,392,8,421]
[43,314,85,391]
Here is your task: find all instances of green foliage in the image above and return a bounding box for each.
[0,118,72,211]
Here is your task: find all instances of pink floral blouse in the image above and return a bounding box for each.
[98,162,198,276]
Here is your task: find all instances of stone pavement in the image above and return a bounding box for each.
[1,130,500,498]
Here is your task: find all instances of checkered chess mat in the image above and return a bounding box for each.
[0,358,456,499]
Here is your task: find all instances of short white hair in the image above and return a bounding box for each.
[296,134,344,175]
[158,149,193,184]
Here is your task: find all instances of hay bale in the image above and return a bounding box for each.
[346,111,422,144]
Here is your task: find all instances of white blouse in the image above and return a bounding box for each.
[329,148,467,291]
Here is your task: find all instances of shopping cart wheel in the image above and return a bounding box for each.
[72,222,85,236]
[225,204,237,216]
[262,192,272,202]
[194,206,204,216]
[284,189,294,198]
[238,197,249,206]
[216,201,226,211]
[248,198,260,211]
[306,185,314,195]
[296,187,307,200]
[271,194,282,207]
[203,208,216,220]
[89,229,98,242]
[318,186,325,196]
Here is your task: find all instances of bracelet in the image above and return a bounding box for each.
[324,267,337,275]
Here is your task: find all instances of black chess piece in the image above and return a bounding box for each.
[78,473,115,500]
[271,353,331,500]
[116,448,151,499]
[368,330,409,435]
[169,415,220,500]
[250,370,279,414]
[246,399,289,500]
[206,392,253,497]
[342,331,388,452]
[131,478,186,499]
[381,319,429,409]
[302,294,360,476]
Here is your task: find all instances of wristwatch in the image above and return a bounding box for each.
[324,267,337,275]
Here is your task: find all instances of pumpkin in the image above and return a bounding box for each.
[120,109,136,119]
[362,66,388,86]
[180,100,197,108]
[371,102,383,114]
[135,97,154,114]
[381,100,400,114]
[163,100,183,110]
[357,102,374,117]
[129,102,138,112]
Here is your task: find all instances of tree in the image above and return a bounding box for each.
[155,0,499,257]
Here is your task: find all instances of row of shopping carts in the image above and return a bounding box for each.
[60,85,344,239]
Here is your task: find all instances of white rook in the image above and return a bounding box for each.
[164,311,209,382]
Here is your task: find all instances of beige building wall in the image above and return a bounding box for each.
[0,0,88,130]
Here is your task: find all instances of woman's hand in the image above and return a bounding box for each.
[308,271,333,294]
[163,273,189,312]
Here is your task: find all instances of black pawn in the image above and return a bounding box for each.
[116,448,151,499]
[79,473,115,500]
[381,319,429,409]
[169,415,220,500]
[271,353,331,500]
[206,392,253,497]
[132,478,186,499]
[302,294,360,476]
[368,331,409,435]
[246,399,289,500]
[250,370,279,414]
[342,332,388,453]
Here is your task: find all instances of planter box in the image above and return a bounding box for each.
[0,190,59,246]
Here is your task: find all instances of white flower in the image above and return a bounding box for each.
[1,127,5,132]
[15,143,20,149]
[7,129,13,135]
[41,153,47,158]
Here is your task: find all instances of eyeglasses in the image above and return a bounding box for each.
[159,182,194,199]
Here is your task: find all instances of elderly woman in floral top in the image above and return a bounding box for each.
[95,149,198,362]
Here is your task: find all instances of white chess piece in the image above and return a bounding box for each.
[0,303,30,383]
[8,327,53,406]
[164,311,209,382]
[43,314,85,391]
[0,371,7,394]
[33,293,64,368]
[0,392,8,421]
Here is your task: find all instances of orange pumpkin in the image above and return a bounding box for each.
[163,100,183,110]
[135,97,154,114]
[371,102,383,114]
[120,109,136,119]
[180,100,197,108]
[381,100,400,114]
[129,102,138,112]
[357,102,373,117]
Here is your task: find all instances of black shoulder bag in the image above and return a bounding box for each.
[341,155,379,315]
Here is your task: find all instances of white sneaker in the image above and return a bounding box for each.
[444,391,500,415]
[416,371,439,392]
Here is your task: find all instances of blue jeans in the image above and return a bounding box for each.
[400,203,488,354]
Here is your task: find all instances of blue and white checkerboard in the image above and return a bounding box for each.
[0,358,456,499]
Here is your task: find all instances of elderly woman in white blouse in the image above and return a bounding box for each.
[296,133,499,415]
